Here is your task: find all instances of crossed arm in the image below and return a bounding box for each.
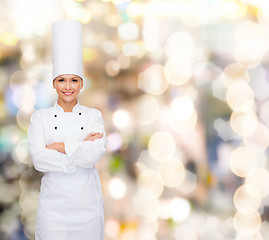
[46,132,104,153]
[28,110,107,174]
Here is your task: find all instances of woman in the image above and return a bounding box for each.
[28,19,107,239]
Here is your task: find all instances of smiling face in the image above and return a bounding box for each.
[53,74,83,103]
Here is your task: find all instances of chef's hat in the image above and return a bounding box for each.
[52,19,83,80]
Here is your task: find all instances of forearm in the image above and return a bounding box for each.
[46,142,66,154]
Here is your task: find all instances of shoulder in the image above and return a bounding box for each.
[80,105,103,117]
[30,107,53,120]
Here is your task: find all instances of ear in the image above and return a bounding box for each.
[53,80,56,89]
[80,80,83,89]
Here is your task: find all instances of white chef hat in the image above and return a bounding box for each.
[52,19,83,80]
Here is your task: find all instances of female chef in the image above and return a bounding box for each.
[27,19,107,240]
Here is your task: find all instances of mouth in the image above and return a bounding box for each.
[63,92,74,96]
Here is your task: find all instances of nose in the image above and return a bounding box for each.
[65,80,71,90]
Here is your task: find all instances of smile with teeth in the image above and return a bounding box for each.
[63,92,74,96]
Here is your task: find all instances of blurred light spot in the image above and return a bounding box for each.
[235,230,263,240]
[234,184,261,213]
[229,147,257,178]
[105,219,120,238]
[235,21,268,68]
[0,32,18,46]
[164,32,194,59]
[223,0,246,20]
[105,60,120,77]
[14,139,30,164]
[107,132,123,151]
[138,64,169,95]
[9,70,28,90]
[233,209,261,232]
[214,118,236,141]
[158,158,185,188]
[117,54,131,69]
[136,94,159,125]
[122,42,144,57]
[102,41,118,55]
[221,63,249,89]
[170,198,191,223]
[83,48,97,62]
[164,57,192,86]
[118,23,139,41]
[243,123,269,152]
[133,191,160,222]
[260,100,269,125]
[245,168,269,197]
[171,96,194,120]
[137,169,163,198]
[109,177,126,199]
[230,110,257,137]
[112,109,132,130]
[212,76,227,102]
[170,109,197,133]
[226,82,254,111]
[177,169,197,195]
[148,131,176,162]
[126,1,144,18]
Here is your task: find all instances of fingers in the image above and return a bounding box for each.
[84,132,104,141]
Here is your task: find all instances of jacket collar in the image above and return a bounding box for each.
[54,99,80,112]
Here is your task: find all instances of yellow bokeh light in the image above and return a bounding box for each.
[229,146,257,178]
[245,168,269,197]
[243,123,269,152]
[230,110,257,136]
[135,94,159,125]
[133,191,160,222]
[148,131,176,162]
[235,229,263,240]
[233,184,261,213]
[222,0,246,20]
[138,64,169,95]
[158,158,185,188]
[164,32,194,59]
[126,2,144,18]
[233,209,261,232]
[226,82,254,111]
[137,169,164,198]
[164,57,192,86]
[83,48,97,62]
[221,63,249,89]
[0,32,18,46]
[170,110,197,133]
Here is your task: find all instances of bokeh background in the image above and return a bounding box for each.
[1,0,269,239]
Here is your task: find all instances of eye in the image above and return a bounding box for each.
[72,79,78,82]
[58,79,64,82]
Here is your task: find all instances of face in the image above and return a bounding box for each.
[53,74,83,102]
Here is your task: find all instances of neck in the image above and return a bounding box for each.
[57,98,78,112]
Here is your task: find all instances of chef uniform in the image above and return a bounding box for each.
[27,19,107,240]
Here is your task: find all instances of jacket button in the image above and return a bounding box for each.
[79,112,81,115]
[54,114,57,117]
[55,126,57,130]
[81,127,83,130]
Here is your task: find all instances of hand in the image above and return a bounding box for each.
[84,132,103,141]
[46,142,66,153]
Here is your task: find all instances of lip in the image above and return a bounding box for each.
[63,92,74,96]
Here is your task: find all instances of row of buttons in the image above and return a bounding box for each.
[54,112,83,130]
[54,112,82,118]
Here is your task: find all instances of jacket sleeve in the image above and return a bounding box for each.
[64,109,107,169]
[28,110,77,175]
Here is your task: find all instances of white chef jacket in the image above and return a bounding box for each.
[27,99,107,240]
